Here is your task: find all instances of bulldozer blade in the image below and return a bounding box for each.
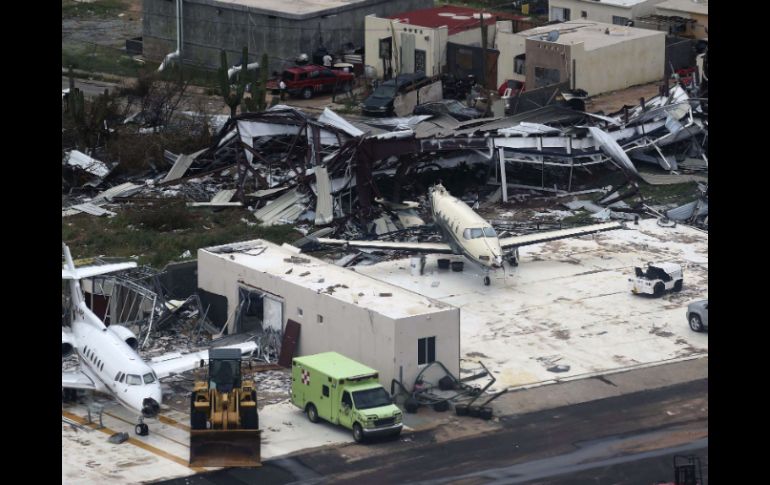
[189,429,262,467]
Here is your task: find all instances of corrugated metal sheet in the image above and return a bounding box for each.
[62,203,115,217]
[314,167,333,225]
[253,189,308,226]
[91,182,143,204]
[162,149,206,183]
[66,150,110,178]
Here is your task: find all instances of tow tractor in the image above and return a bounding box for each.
[629,262,683,297]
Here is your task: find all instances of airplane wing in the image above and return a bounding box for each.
[149,341,258,379]
[62,262,138,280]
[62,369,106,392]
[498,222,624,250]
[316,238,454,254]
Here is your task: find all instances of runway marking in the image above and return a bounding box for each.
[102,411,190,448]
[62,410,205,472]
[159,414,191,431]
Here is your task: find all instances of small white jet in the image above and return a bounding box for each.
[315,184,624,285]
[61,244,256,435]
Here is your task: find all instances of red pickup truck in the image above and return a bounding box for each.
[267,65,355,99]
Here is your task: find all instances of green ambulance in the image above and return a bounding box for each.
[291,352,403,442]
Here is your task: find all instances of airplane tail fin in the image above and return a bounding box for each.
[62,243,137,307]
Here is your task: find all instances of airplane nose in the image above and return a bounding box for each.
[141,397,160,418]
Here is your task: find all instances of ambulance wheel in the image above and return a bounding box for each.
[302,87,313,99]
[673,280,683,292]
[353,423,364,443]
[483,276,491,286]
[653,282,664,297]
[306,403,319,423]
[135,423,149,436]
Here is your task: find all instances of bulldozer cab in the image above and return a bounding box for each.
[209,348,242,393]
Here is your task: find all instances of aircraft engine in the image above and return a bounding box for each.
[62,330,75,359]
[109,325,139,351]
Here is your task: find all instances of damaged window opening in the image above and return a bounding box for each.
[143,372,156,384]
[318,314,324,324]
[418,336,436,365]
[236,286,283,333]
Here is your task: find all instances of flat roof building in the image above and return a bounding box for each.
[364,5,497,79]
[143,0,433,69]
[496,19,665,96]
[197,239,460,389]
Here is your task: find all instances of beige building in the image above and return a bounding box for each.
[364,5,496,78]
[655,0,708,39]
[495,20,665,96]
[548,0,665,25]
[197,239,460,388]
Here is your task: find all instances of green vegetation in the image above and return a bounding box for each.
[62,203,301,268]
[62,0,127,18]
[62,44,149,78]
[637,181,701,206]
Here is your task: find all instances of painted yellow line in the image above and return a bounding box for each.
[62,410,205,473]
[102,411,190,448]
[159,414,191,432]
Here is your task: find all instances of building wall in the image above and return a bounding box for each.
[143,0,432,69]
[656,7,708,39]
[549,0,664,24]
[197,249,459,388]
[394,312,460,390]
[364,15,487,78]
[495,22,527,86]
[571,32,665,95]
[524,39,573,89]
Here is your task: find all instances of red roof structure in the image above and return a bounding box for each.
[387,5,497,36]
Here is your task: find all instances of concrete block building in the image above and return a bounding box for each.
[142,0,432,69]
[547,0,665,25]
[364,5,497,79]
[495,20,665,96]
[197,239,460,389]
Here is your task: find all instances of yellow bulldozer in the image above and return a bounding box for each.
[189,347,261,467]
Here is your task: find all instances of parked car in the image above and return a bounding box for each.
[267,64,354,100]
[361,72,429,117]
[413,99,483,121]
[687,300,708,332]
[628,262,683,297]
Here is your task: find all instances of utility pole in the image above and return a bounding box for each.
[479,12,488,89]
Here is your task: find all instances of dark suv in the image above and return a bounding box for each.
[267,64,354,99]
[361,72,429,117]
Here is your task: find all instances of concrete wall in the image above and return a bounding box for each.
[197,250,459,388]
[571,32,665,95]
[394,312,460,390]
[656,7,708,39]
[524,39,572,89]
[549,0,664,24]
[364,15,487,78]
[143,0,432,70]
[495,22,527,86]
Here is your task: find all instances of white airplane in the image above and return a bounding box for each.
[315,183,624,285]
[61,244,256,435]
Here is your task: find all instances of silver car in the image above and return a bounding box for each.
[687,300,708,332]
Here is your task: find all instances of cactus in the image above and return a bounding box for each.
[219,47,251,118]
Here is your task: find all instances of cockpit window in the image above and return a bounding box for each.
[126,374,142,385]
[119,373,125,383]
[483,227,497,237]
[463,228,484,239]
[143,373,156,384]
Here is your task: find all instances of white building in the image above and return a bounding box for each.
[548,0,665,25]
[655,0,708,39]
[197,239,460,389]
[364,5,496,78]
[495,20,665,96]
